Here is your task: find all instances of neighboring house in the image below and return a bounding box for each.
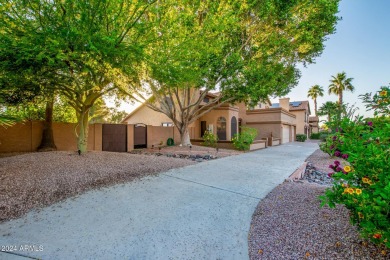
[238,98,296,144]
[122,94,311,145]
[270,99,311,138]
[309,116,319,134]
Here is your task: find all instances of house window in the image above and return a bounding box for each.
[217,117,226,140]
[162,122,173,127]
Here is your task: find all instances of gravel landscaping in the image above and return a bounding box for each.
[0,151,195,223]
[130,145,241,162]
[248,149,388,259]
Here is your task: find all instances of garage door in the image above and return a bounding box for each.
[282,125,290,144]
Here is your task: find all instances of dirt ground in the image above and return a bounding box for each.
[0,151,196,223]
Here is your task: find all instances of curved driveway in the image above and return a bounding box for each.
[0,142,317,260]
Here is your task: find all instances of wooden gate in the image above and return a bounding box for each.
[134,124,147,149]
[102,124,127,152]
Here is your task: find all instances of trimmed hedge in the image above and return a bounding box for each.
[310,132,321,139]
[296,134,307,142]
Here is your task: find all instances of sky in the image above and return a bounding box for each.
[270,0,390,118]
[108,0,390,119]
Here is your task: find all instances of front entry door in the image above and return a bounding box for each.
[201,121,207,137]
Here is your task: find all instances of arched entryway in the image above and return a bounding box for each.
[231,116,237,139]
[134,123,147,148]
[217,117,226,140]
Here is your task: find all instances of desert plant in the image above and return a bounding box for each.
[202,130,218,148]
[296,134,307,142]
[232,127,258,151]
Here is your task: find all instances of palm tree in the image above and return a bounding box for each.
[328,72,354,111]
[318,101,338,122]
[307,85,324,115]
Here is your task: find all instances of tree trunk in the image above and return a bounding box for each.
[179,127,191,146]
[337,93,343,123]
[314,98,317,116]
[77,110,89,154]
[338,93,343,108]
[38,96,57,151]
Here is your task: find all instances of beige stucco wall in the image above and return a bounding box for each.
[123,105,172,126]
[311,126,319,134]
[279,98,290,110]
[238,104,296,143]
[190,106,239,141]
[245,123,282,140]
[146,126,180,148]
[0,121,101,152]
[127,124,134,151]
[290,110,307,135]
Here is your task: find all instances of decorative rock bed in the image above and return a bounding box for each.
[129,150,217,162]
[302,162,334,186]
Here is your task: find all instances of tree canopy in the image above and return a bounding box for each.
[1,0,341,148]
[125,0,341,144]
[0,0,157,152]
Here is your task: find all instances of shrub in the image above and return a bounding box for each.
[320,86,390,248]
[310,132,321,139]
[232,126,258,151]
[319,133,329,142]
[202,130,218,147]
[296,134,307,142]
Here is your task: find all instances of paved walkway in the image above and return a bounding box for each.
[0,142,317,260]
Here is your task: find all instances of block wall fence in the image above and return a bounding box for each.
[0,121,181,153]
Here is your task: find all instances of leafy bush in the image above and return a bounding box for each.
[232,126,258,151]
[310,132,321,139]
[296,134,307,142]
[319,133,329,142]
[202,130,218,147]
[320,86,390,248]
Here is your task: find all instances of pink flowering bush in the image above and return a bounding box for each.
[320,87,390,248]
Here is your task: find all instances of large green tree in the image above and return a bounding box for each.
[328,72,354,111]
[0,0,157,153]
[125,0,341,145]
[307,85,324,116]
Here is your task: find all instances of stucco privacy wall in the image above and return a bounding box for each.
[146,126,181,148]
[246,123,281,140]
[0,121,102,152]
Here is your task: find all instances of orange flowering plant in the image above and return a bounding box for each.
[320,87,390,248]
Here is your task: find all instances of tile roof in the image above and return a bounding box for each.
[271,101,310,111]
[288,101,309,111]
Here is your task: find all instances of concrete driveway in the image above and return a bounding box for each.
[0,142,317,260]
